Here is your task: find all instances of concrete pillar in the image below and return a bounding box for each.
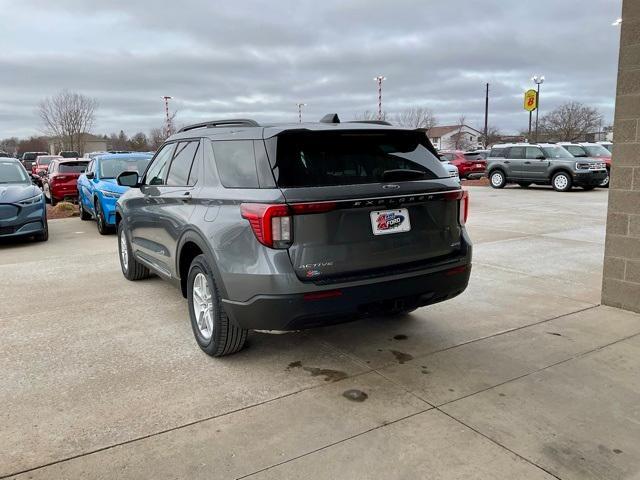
[602,0,640,312]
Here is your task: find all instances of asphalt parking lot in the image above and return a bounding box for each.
[2,185,640,480]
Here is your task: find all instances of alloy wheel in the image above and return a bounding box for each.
[192,273,214,340]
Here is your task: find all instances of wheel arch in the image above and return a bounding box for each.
[176,229,226,299]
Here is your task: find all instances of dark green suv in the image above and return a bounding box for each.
[487,143,607,192]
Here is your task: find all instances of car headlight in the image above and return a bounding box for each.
[576,162,591,170]
[19,193,43,205]
[99,190,121,199]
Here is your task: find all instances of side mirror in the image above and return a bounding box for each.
[85,172,95,180]
[117,171,139,187]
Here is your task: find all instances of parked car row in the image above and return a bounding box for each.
[486,142,610,192]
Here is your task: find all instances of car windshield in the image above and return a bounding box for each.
[58,162,88,173]
[583,145,611,157]
[99,156,152,179]
[541,146,573,158]
[274,131,443,187]
[0,160,29,184]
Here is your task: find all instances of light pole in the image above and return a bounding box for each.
[162,96,173,137]
[296,103,306,123]
[532,75,544,143]
[373,75,386,121]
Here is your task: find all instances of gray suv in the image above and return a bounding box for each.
[487,143,607,192]
[115,117,472,356]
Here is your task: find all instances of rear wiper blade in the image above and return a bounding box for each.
[382,169,427,181]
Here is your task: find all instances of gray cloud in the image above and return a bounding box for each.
[0,0,622,138]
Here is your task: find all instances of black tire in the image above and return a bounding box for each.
[489,170,507,189]
[600,174,610,188]
[552,171,573,192]
[34,219,48,242]
[50,195,58,207]
[79,200,91,220]
[187,254,247,357]
[117,220,150,280]
[95,199,111,235]
[518,182,532,188]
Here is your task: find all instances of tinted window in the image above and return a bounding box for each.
[37,156,55,165]
[0,161,29,184]
[583,144,611,157]
[100,156,153,179]
[509,147,525,159]
[274,131,442,187]
[489,148,505,157]
[58,162,88,173]
[167,141,199,186]
[564,145,587,157]
[145,145,175,185]
[212,140,259,188]
[541,146,572,158]
[525,147,544,159]
[440,153,454,162]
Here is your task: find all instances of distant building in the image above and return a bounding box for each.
[424,125,484,150]
[48,133,108,155]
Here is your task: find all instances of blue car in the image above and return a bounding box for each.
[77,153,152,234]
[0,157,48,241]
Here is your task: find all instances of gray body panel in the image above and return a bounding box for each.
[117,122,472,329]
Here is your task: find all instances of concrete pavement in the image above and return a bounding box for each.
[1,185,639,479]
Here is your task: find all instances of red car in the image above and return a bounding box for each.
[42,158,88,205]
[439,150,487,179]
[32,155,62,177]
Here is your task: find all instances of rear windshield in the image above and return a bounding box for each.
[99,156,152,179]
[0,161,29,184]
[37,156,57,165]
[583,144,611,157]
[541,146,572,158]
[58,162,88,173]
[273,131,443,187]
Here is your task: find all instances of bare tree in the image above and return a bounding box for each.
[448,115,475,151]
[481,125,502,147]
[355,110,386,122]
[392,106,437,129]
[129,132,150,151]
[39,90,98,153]
[540,101,603,142]
[149,127,166,151]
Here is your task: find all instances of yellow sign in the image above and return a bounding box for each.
[524,89,537,111]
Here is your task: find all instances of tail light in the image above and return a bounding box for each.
[240,202,337,249]
[460,190,469,225]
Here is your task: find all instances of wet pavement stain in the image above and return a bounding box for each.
[390,350,413,364]
[546,332,562,337]
[613,449,623,454]
[421,369,430,374]
[286,360,347,382]
[393,334,408,340]
[342,389,368,402]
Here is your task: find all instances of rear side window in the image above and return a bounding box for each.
[167,141,199,186]
[212,140,259,188]
[489,148,505,157]
[509,147,525,159]
[525,147,544,159]
[273,131,442,187]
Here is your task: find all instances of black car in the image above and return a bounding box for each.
[0,157,48,241]
[115,116,471,356]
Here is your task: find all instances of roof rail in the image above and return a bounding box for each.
[320,113,340,123]
[178,119,260,133]
[347,120,392,126]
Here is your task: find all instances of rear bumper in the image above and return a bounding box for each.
[222,260,471,330]
[51,185,79,201]
[465,172,485,180]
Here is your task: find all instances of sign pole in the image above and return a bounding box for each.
[528,111,532,141]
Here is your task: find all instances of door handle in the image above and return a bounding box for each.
[182,192,192,202]
[504,160,511,164]
[524,161,531,165]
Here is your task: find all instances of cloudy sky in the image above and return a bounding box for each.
[0,0,622,138]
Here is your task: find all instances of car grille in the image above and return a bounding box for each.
[0,204,19,220]
[0,225,17,235]
[449,171,459,177]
